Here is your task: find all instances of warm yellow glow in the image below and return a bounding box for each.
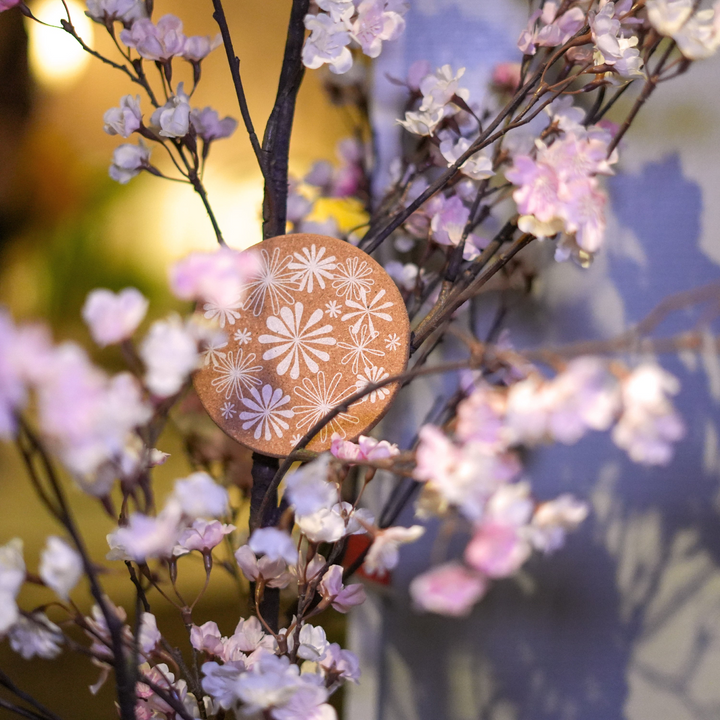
[27,0,93,88]
[308,196,370,234]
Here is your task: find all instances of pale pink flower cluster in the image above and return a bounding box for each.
[0,539,25,636]
[591,1,644,78]
[85,0,146,25]
[170,246,260,312]
[302,0,407,76]
[81,287,148,347]
[136,662,200,719]
[647,0,720,60]
[398,64,470,136]
[517,1,585,55]
[330,433,400,462]
[506,103,617,261]
[107,472,230,562]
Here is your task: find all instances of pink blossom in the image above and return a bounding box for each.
[363,525,425,576]
[506,155,562,223]
[430,195,470,246]
[612,364,685,465]
[330,433,400,462]
[138,613,161,655]
[249,527,297,566]
[517,3,585,55]
[169,246,259,309]
[36,346,151,477]
[491,62,522,92]
[85,0,146,24]
[591,3,644,77]
[172,471,229,519]
[190,621,224,656]
[352,0,406,59]
[419,64,469,113]
[439,137,495,181]
[464,521,531,578]
[530,494,589,553]
[174,519,235,555]
[456,384,508,449]
[190,107,238,142]
[103,95,142,138]
[183,33,222,62]
[223,617,274,660]
[39,536,82,600]
[82,287,148,347]
[302,12,353,75]
[316,0,354,23]
[149,84,191,138]
[235,545,293,588]
[109,140,151,184]
[8,614,62,660]
[409,562,487,616]
[318,565,366,612]
[273,680,337,720]
[120,15,186,61]
[320,643,360,683]
[106,500,183,562]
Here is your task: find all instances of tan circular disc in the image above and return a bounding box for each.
[194,234,410,457]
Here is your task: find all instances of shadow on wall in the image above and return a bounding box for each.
[372,157,720,720]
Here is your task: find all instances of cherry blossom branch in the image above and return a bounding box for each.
[0,669,65,720]
[261,0,310,239]
[211,0,269,182]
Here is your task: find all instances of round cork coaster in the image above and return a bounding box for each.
[194,234,410,457]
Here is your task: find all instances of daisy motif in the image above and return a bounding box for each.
[355,365,392,404]
[203,335,228,367]
[221,402,236,420]
[325,300,342,318]
[290,433,304,447]
[385,333,401,352]
[337,325,385,375]
[234,327,252,345]
[259,302,336,380]
[288,244,337,292]
[211,349,263,400]
[239,384,295,441]
[204,296,242,328]
[243,247,297,317]
[292,371,359,442]
[332,256,375,301]
[341,288,394,336]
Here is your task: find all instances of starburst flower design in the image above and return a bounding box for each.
[325,300,341,318]
[290,433,303,447]
[341,288,394,335]
[239,384,295,441]
[292,371,359,442]
[355,365,391,404]
[220,402,236,420]
[385,333,401,352]
[211,349,263,400]
[203,335,228,367]
[337,326,385,374]
[288,244,337,292]
[332,256,375,301]
[203,297,242,328]
[259,302,336,379]
[243,247,298,317]
[233,327,252,345]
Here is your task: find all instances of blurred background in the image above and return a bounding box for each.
[3,2,720,720]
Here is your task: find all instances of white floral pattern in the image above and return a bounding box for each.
[243,247,298,316]
[259,302,336,379]
[355,365,391,404]
[211,349,263,399]
[204,297,242,328]
[194,236,409,455]
[288,244,337,292]
[239,384,295,440]
[385,333,401,352]
[234,327,252,345]
[292,371,359,442]
[341,288,394,335]
[332,256,375,300]
[337,325,385,374]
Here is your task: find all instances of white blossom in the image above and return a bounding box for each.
[85,0,146,24]
[248,528,297,566]
[297,623,329,661]
[8,614,62,660]
[139,612,161,655]
[284,454,337,516]
[363,525,425,576]
[150,83,191,138]
[103,95,142,138]
[673,4,720,60]
[302,12,353,75]
[439,137,495,180]
[647,0,693,36]
[39,536,83,600]
[139,315,200,397]
[109,140,151,184]
[172,472,229,519]
[82,287,148,347]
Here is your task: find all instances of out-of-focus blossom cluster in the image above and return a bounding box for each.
[647,0,720,59]
[407,357,684,616]
[302,0,409,75]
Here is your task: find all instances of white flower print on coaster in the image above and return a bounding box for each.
[194,233,410,457]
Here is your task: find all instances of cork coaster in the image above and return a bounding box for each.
[194,234,410,457]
